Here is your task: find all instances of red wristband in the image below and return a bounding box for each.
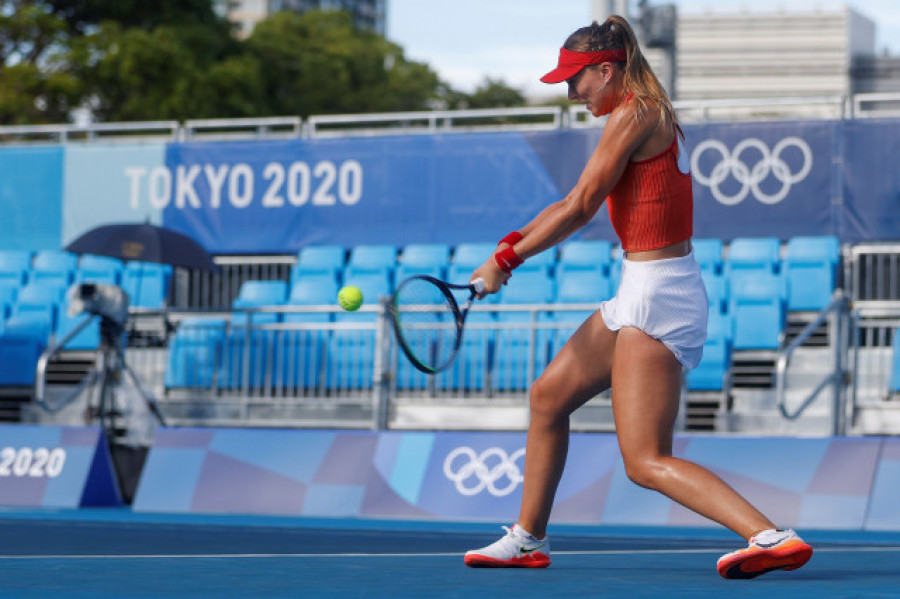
[498,231,523,246]
[494,245,524,273]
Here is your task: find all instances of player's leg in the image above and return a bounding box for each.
[516,309,618,539]
[464,310,616,568]
[611,327,812,578]
[611,326,774,537]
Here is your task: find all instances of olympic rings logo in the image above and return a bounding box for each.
[690,137,813,206]
[443,446,525,497]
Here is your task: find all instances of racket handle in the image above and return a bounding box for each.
[471,278,486,295]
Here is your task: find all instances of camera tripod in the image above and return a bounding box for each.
[86,316,167,439]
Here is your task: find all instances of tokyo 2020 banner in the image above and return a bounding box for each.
[2,118,898,253]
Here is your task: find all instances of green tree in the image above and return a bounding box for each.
[465,78,526,109]
[244,10,442,117]
[0,1,82,124]
[70,21,262,121]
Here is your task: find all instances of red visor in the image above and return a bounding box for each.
[540,47,627,84]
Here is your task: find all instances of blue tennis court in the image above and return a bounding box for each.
[1,509,898,598]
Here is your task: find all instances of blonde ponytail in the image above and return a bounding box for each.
[563,16,676,131]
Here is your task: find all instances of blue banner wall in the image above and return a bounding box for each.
[2,117,899,253]
[0,146,63,251]
[133,428,898,531]
[841,119,900,242]
[62,143,166,246]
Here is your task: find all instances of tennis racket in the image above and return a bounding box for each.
[390,275,486,374]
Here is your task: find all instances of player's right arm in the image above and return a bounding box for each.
[473,99,659,295]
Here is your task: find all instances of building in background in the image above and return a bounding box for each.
[676,6,875,100]
[214,0,387,38]
[590,2,900,101]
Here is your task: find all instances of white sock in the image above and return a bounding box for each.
[515,525,543,541]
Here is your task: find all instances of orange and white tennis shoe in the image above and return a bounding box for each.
[717,529,813,579]
[464,525,551,568]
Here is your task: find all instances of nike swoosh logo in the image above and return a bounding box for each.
[520,543,545,553]
[755,535,789,549]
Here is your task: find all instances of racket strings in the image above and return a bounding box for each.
[393,278,460,371]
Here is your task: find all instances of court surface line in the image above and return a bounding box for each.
[1,546,898,560]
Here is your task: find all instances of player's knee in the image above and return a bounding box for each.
[622,456,665,490]
[528,376,568,423]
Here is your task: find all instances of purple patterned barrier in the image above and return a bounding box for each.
[0,425,122,508]
[132,428,899,531]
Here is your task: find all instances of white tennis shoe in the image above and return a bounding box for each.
[464,525,551,568]
[717,528,813,579]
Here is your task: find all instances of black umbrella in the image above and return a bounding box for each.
[66,223,218,271]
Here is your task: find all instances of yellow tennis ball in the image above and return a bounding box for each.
[338,285,363,311]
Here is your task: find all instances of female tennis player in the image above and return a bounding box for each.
[463,16,812,579]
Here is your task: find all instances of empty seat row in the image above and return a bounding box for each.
[292,236,839,313]
[0,250,171,309]
[698,236,840,312]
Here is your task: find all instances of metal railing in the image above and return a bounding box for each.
[774,292,850,434]
[35,300,615,431]
[849,306,900,409]
[4,92,900,144]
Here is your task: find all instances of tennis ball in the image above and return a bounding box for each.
[338,285,363,311]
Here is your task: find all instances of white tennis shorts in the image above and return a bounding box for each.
[600,251,708,369]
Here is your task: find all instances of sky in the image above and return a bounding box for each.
[386,0,900,97]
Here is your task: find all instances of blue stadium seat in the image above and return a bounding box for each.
[436,311,494,392]
[165,318,227,388]
[517,247,556,275]
[399,243,450,270]
[326,273,391,390]
[0,282,66,385]
[545,269,611,363]
[0,283,17,320]
[450,243,496,269]
[783,236,840,311]
[76,254,123,286]
[4,281,66,340]
[231,280,287,326]
[687,311,732,391]
[30,250,78,287]
[0,249,32,287]
[701,271,728,315]
[122,262,170,308]
[344,244,397,283]
[610,245,624,291]
[729,273,784,350]
[395,243,450,282]
[292,245,345,283]
[725,237,781,275]
[276,275,338,391]
[221,280,288,390]
[556,270,611,305]
[693,238,724,275]
[557,240,612,278]
[493,271,556,390]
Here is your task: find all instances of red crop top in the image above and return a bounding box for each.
[605,130,693,252]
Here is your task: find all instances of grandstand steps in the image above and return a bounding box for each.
[720,388,835,435]
[784,313,831,347]
[684,391,725,431]
[721,347,838,434]
[852,401,900,435]
[0,387,32,422]
[730,351,777,388]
